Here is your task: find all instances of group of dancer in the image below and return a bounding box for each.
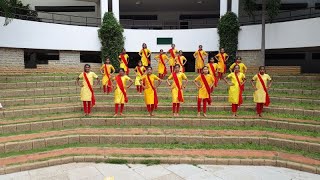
[76,43,272,117]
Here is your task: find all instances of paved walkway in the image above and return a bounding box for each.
[0,163,319,180]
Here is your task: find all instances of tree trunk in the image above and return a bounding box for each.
[261,0,266,65]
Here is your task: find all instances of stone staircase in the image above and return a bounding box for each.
[0,72,319,175]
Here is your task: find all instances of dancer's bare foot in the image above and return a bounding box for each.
[113,114,118,117]
[197,112,201,117]
[176,113,180,117]
[203,113,207,117]
[258,114,262,118]
[120,113,123,116]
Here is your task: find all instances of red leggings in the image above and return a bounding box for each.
[136,85,143,93]
[218,72,224,80]
[256,103,264,114]
[103,85,112,93]
[115,104,124,114]
[158,73,165,79]
[83,101,91,114]
[197,98,208,113]
[232,104,239,113]
[172,103,180,113]
[170,66,174,73]
[146,104,155,112]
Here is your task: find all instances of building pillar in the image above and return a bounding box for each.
[112,0,120,21]
[231,0,239,16]
[100,0,108,19]
[220,0,228,17]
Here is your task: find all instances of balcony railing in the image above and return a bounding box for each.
[1,7,319,29]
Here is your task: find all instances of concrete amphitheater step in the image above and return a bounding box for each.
[1,150,319,174]
[1,117,319,136]
[1,94,319,111]
[1,102,319,119]
[0,73,319,82]
[1,134,319,154]
[0,127,318,144]
[1,86,319,98]
[0,79,319,90]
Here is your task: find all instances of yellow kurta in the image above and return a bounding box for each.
[168,73,188,103]
[141,74,160,104]
[119,54,129,72]
[100,64,115,86]
[114,75,131,104]
[227,72,245,104]
[175,55,187,72]
[252,74,271,103]
[139,48,151,66]
[194,74,215,99]
[229,62,247,74]
[79,72,98,101]
[193,50,208,70]
[155,54,169,74]
[215,53,228,73]
[134,66,146,86]
[206,63,219,77]
[168,48,178,66]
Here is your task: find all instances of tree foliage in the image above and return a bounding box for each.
[98,12,125,70]
[243,0,281,22]
[0,0,37,26]
[217,12,240,67]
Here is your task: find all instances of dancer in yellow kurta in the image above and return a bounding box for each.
[193,45,208,74]
[229,56,247,74]
[167,44,178,73]
[167,64,188,116]
[112,68,133,117]
[251,66,272,117]
[100,58,115,94]
[175,50,187,73]
[215,48,229,79]
[76,64,99,116]
[154,49,169,79]
[206,57,220,89]
[139,43,151,67]
[118,49,130,75]
[194,66,215,117]
[140,66,162,116]
[223,65,246,117]
[134,61,146,94]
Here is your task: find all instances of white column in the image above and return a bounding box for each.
[112,0,120,21]
[231,0,239,16]
[220,0,228,17]
[100,0,108,19]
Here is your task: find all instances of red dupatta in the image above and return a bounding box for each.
[146,75,158,109]
[235,72,244,106]
[142,49,150,64]
[116,75,128,103]
[177,56,185,72]
[83,72,95,107]
[104,64,112,88]
[169,49,176,59]
[257,73,270,106]
[220,53,227,72]
[137,66,144,76]
[159,54,167,75]
[120,54,129,74]
[200,74,212,105]
[172,72,184,102]
[208,63,218,87]
[198,50,204,63]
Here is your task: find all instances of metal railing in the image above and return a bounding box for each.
[1,6,319,28]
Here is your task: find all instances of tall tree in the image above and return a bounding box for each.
[98,12,125,70]
[243,0,281,65]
